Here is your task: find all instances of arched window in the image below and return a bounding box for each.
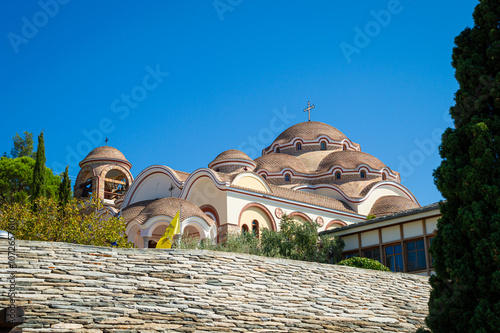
[285,174,291,182]
[252,220,259,237]
[276,147,280,153]
[262,174,267,179]
[382,173,387,180]
[335,171,341,180]
[242,225,249,234]
[360,170,366,179]
[343,144,347,151]
[296,143,302,150]
[320,141,326,150]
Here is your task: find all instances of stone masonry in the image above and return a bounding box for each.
[0,240,430,332]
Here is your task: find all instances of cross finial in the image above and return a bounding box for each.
[105,137,109,145]
[303,101,315,121]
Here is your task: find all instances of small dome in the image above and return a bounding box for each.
[208,149,256,171]
[317,151,385,172]
[264,121,348,151]
[79,146,131,168]
[254,153,309,174]
[369,196,419,217]
[122,197,215,226]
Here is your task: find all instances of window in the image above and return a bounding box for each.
[429,237,434,267]
[360,171,366,179]
[382,173,386,180]
[343,144,347,151]
[406,239,426,271]
[384,244,404,272]
[344,251,359,259]
[296,143,302,150]
[335,171,341,180]
[320,141,326,150]
[252,220,259,237]
[262,174,267,179]
[276,147,280,153]
[285,174,291,182]
[363,247,381,263]
[242,225,249,234]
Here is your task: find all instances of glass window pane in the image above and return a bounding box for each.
[395,254,404,272]
[395,244,402,254]
[408,252,417,270]
[386,256,394,271]
[407,241,415,251]
[385,246,393,256]
[416,239,425,250]
[417,250,426,269]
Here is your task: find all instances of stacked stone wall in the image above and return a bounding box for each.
[0,240,430,332]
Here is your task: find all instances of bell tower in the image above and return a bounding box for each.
[74,146,133,207]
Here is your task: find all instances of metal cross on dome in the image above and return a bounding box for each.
[105,137,109,146]
[303,101,315,121]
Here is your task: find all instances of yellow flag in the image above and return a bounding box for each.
[156,210,181,249]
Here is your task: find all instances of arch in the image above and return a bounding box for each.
[238,202,276,232]
[232,172,271,193]
[122,165,185,207]
[288,211,312,224]
[360,170,366,179]
[335,171,341,180]
[325,219,347,230]
[181,216,213,240]
[296,142,302,150]
[241,224,249,233]
[74,165,96,198]
[382,173,387,180]
[252,220,260,237]
[284,173,291,182]
[320,141,327,150]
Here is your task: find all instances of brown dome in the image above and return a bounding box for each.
[208,149,255,169]
[317,151,385,172]
[254,153,309,174]
[79,146,131,168]
[369,196,419,217]
[266,121,348,149]
[122,197,215,226]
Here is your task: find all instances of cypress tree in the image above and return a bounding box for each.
[59,165,72,206]
[428,1,500,332]
[32,131,46,204]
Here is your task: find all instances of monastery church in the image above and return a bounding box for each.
[74,103,423,251]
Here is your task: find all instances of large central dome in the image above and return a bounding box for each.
[274,121,347,145]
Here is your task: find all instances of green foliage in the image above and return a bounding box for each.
[366,214,376,220]
[337,257,390,272]
[428,1,500,332]
[59,166,72,206]
[0,156,60,206]
[11,131,34,158]
[0,196,132,248]
[32,131,46,204]
[261,215,344,263]
[177,215,344,265]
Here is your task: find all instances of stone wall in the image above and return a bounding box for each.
[0,240,430,332]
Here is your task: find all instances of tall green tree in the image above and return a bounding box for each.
[11,131,34,158]
[0,156,61,206]
[32,131,46,203]
[428,1,500,332]
[59,166,72,206]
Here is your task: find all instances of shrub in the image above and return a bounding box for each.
[337,257,390,271]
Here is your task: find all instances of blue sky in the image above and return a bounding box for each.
[1,1,478,206]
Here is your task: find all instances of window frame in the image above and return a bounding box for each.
[384,243,404,272]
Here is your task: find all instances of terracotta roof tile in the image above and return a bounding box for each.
[254,153,309,174]
[317,151,386,172]
[369,195,420,217]
[80,146,131,168]
[122,197,215,226]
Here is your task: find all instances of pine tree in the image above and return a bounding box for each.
[32,131,46,205]
[428,1,500,332]
[11,131,34,158]
[59,166,72,206]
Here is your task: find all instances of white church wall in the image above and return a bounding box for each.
[403,221,423,239]
[227,191,364,234]
[426,216,439,234]
[361,230,379,247]
[184,177,228,225]
[343,234,359,251]
[129,173,181,205]
[382,225,401,243]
